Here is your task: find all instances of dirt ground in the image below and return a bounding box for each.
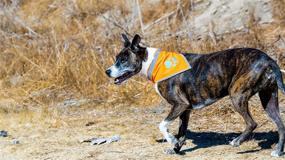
[1,94,285,160]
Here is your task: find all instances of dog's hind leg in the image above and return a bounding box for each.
[259,85,285,157]
[229,92,257,147]
[159,104,188,154]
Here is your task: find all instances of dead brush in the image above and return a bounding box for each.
[0,0,284,112]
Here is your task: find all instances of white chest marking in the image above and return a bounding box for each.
[140,48,165,100]
[140,47,158,77]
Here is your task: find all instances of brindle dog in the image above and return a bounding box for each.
[105,34,285,157]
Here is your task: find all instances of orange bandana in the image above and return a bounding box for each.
[147,50,191,83]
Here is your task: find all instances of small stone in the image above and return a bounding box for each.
[0,130,8,137]
[107,135,121,143]
[12,139,20,144]
[85,122,95,126]
[90,138,107,145]
[82,135,121,145]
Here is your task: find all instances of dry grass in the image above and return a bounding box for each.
[1,1,285,159]
[0,0,284,111]
[0,0,158,110]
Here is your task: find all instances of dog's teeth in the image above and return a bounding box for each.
[114,79,120,84]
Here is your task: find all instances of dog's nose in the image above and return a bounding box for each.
[105,69,111,77]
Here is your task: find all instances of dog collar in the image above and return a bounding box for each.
[147,50,191,83]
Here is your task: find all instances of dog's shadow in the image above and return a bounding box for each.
[157,130,278,154]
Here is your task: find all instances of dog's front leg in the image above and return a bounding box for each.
[159,120,178,143]
[175,109,191,151]
[159,104,188,154]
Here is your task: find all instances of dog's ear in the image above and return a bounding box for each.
[131,34,146,60]
[131,34,141,50]
[121,33,130,47]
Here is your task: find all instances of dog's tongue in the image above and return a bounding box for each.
[114,72,133,85]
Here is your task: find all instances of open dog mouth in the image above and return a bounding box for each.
[114,71,135,85]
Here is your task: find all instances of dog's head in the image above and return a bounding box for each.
[105,34,146,85]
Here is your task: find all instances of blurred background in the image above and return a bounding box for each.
[0,0,285,159]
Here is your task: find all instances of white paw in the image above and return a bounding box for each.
[271,150,283,157]
[230,138,240,147]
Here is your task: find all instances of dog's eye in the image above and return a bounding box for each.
[121,57,127,63]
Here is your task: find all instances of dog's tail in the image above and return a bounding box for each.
[271,63,285,94]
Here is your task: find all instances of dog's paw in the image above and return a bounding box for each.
[164,148,176,155]
[271,150,283,157]
[229,138,240,147]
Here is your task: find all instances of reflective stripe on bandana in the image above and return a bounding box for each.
[147,50,191,83]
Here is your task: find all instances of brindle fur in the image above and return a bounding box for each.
[106,34,285,157]
[157,48,285,155]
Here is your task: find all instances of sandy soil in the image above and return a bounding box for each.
[0,95,285,160]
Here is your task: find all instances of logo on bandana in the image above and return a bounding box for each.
[164,57,178,68]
